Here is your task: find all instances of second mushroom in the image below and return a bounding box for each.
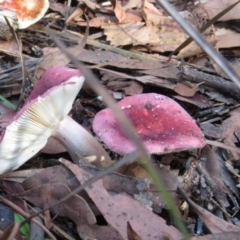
[93,93,206,155]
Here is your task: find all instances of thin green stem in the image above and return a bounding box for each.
[0,95,17,110]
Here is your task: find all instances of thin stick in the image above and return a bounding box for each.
[156,0,240,89]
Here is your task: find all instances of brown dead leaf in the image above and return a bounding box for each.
[201,0,240,21]
[177,36,217,59]
[174,83,199,97]
[217,33,240,49]
[0,38,20,57]
[174,93,213,109]
[77,0,101,11]
[0,169,42,183]
[21,164,165,214]
[127,222,142,240]
[123,0,142,10]
[108,0,142,23]
[102,22,159,46]
[61,159,183,240]
[102,17,188,51]
[107,80,143,95]
[79,49,165,69]
[221,107,240,159]
[50,2,69,16]
[22,164,148,197]
[111,0,127,23]
[34,45,85,83]
[142,0,163,26]
[88,16,117,27]
[66,7,84,24]
[78,224,125,240]
[19,183,96,226]
[124,11,143,22]
[138,65,180,79]
[22,165,79,191]
[200,146,230,208]
[77,13,141,27]
[100,68,176,90]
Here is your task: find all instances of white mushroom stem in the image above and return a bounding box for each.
[52,116,112,168]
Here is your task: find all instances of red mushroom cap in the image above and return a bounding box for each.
[0,0,49,29]
[93,93,206,154]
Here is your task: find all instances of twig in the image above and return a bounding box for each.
[180,65,240,100]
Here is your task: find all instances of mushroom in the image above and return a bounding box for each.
[0,66,112,174]
[0,0,49,29]
[93,93,206,155]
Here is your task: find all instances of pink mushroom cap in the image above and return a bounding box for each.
[28,66,82,101]
[93,93,206,154]
[0,66,85,173]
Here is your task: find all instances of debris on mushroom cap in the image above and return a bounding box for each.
[93,93,206,155]
[0,67,84,173]
[0,0,49,29]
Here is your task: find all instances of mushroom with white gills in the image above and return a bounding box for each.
[93,93,206,155]
[0,0,49,29]
[0,66,112,174]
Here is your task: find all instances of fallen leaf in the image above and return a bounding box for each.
[50,2,69,16]
[142,0,163,26]
[200,146,230,208]
[22,165,79,191]
[78,224,125,240]
[0,39,20,57]
[77,0,101,11]
[0,169,42,183]
[107,80,143,95]
[174,93,213,109]
[138,65,179,79]
[78,49,165,69]
[174,83,199,97]
[102,22,159,46]
[123,0,142,10]
[22,165,150,198]
[19,183,96,227]
[111,0,127,23]
[221,107,240,159]
[127,222,142,240]
[201,0,240,21]
[100,68,175,90]
[177,36,217,59]
[61,159,183,240]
